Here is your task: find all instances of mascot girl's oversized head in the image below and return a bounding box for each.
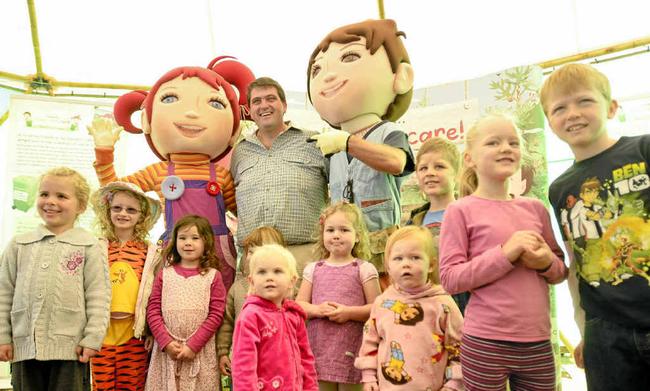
[90,56,255,290]
[115,56,254,162]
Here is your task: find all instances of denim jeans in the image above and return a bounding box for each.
[452,292,470,316]
[584,316,650,391]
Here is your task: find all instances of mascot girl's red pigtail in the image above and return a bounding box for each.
[90,56,256,290]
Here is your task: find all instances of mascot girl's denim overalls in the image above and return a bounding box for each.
[161,161,236,289]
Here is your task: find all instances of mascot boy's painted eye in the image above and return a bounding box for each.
[311,65,321,79]
[341,51,361,63]
[161,94,178,104]
[209,98,226,110]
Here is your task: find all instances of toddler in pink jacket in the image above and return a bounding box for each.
[356,227,464,391]
[232,244,318,390]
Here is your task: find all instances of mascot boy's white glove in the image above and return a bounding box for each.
[309,129,350,156]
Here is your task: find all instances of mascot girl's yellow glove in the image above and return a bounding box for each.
[309,129,350,157]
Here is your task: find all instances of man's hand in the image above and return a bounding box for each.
[309,130,350,156]
[87,117,123,148]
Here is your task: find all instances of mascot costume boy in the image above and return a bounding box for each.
[308,19,415,278]
[89,56,255,290]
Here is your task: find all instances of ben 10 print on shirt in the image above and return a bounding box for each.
[558,162,650,287]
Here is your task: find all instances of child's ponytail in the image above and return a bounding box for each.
[458,112,522,198]
[458,164,478,198]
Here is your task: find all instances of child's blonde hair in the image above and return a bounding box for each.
[314,202,370,260]
[91,183,160,243]
[162,215,219,274]
[248,244,299,282]
[40,167,90,213]
[241,226,286,274]
[384,226,439,284]
[458,113,523,197]
[416,137,461,173]
[540,63,612,115]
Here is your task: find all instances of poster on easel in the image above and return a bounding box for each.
[0,95,123,245]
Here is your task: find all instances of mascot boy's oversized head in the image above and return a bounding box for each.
[307,19,414,131]
[113,56,255,162]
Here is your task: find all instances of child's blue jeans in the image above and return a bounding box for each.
[584,316,650,391]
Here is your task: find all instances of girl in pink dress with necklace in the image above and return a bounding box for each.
[146,215,225,391]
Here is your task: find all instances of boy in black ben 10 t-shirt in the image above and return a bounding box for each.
[542,63,650,391]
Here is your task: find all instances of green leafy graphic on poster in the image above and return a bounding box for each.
[399,65,548,207]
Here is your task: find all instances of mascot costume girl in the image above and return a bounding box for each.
[89,56,255,290]
[308,19,415,279]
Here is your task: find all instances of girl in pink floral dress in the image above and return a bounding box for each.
[145,215,226,391]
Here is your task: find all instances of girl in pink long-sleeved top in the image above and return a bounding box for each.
[232,244,318,390]
[355,226,464,391]
[146,215,226,391]
[439,114,568,391]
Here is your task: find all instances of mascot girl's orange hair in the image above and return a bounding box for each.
[90,56,255,290]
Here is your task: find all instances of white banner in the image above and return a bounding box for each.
[1,95,120,245]
[401,98,480,155]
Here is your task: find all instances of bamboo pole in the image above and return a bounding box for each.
[0,110,9,127]
[0,71,29,82]
[54,80,150,91]
[377,0,385,19]
[2,33,650,95]
[0,70,148,92]
[26,0,43,79]
[539,36,650,69]
[559,331,575,354]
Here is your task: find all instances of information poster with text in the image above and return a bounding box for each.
[1,95,118,245]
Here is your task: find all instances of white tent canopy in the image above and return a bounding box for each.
[2,3,650,388]
[3,0,650,94]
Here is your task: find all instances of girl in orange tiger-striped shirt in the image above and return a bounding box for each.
[90,182,162,391]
